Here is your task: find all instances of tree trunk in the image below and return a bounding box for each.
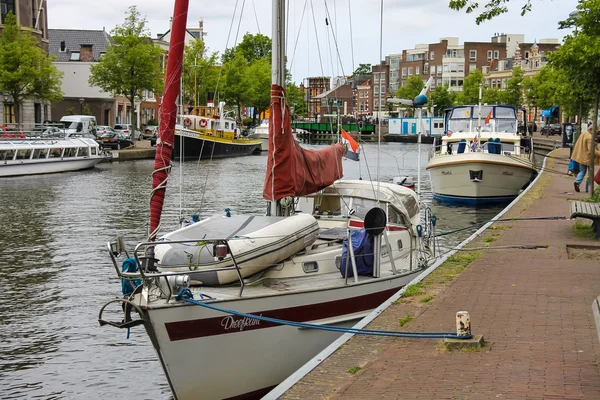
[14,100,21,131]
[575,100,583,144]
[129,90,136,140]
[589,92,598,196]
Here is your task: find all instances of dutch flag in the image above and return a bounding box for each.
[341,129,360,161]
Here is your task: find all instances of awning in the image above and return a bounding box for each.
[540,106,558,118]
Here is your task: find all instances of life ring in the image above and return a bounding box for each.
[199,119,208,128]
[446,131,452,137]
[183,117,192,128]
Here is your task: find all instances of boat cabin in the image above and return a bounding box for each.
[181,105,241,140]
[0,138,101,163]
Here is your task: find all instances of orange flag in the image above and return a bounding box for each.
[484,109,492,125]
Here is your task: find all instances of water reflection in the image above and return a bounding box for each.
[0,142,502,399]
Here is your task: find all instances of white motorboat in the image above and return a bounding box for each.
[427,105,537,205]
[247,117,270,151]
[0,136,108,177]
[98,1,436,399]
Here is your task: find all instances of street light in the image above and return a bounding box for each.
[3,94,8,103]
[79,98,84,114]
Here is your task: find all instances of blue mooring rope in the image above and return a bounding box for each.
[175,289,472,340]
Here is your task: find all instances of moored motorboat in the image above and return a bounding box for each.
[173,104,262,160]
[427,105,536,205]
[247,117,270,151]
[0,136,108,177]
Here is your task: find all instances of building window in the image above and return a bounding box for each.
[437,65,442,74]
[374,86,379,94]
[430,51,435,60]
[416,66,420,75]
[491,80,496,88]
[487,50,493,60]
[408,67,413,75]
[1,0,16,24]
[469,50,477,61]
[70,52,80,61]
[401,80,406,86]
[469,64,476,73]
[424,63,429,73]
[34,103,42,124]
[3,103,15,123]
[401,67,407,77]
[431,65,436,75]
[494,50,499,59]
[482,66,489,74]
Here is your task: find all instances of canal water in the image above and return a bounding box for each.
[0,142,505,399]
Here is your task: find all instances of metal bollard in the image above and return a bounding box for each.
[456,311,471,337]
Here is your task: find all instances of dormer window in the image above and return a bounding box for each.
[70,52,80,61]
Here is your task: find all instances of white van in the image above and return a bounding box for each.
[60,115,97,136]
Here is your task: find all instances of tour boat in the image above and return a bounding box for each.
[173,104,262,160]
[98,1,436,399]
[427,105,537,205]
[0,136,108,177]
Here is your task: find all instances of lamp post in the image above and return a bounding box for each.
[79,98,84,114]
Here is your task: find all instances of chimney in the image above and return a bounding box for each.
[80,44,93,62]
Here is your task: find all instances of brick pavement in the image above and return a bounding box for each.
[281,149,600,400]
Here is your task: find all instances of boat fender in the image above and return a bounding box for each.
[416,224,423,237]
[192,213,200,223]
[184,117,192,128]
[224,208,231,217]
[364,207,386,236]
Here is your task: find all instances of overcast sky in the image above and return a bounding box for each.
[47,0,578,83]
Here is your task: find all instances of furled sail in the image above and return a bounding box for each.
[263,84,344,201]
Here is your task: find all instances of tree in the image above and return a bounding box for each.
[449,0,534,24]
[83,103,92,115]
[550,0,600,195]
[429,84,455,115]
[395,76,424,101]
[247,58,271,123]
[455,69,485,105]
[0,12,63,127]
[89,6,163,130]
[222,33,271,64]
[286,82,307,118]
[351,63,372,77]
[183,38,219,108]
[504,66,524,106]
[222,53,252,120]
[482,87,506,104]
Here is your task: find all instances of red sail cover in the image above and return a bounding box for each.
[263,85,344,201]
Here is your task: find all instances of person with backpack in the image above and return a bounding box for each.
[571,122,600,192]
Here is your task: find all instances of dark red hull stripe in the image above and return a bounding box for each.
[223,385,276,400]
[165,286,401,341]
[348,220,406,231]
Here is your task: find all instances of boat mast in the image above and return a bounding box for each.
[476,83,482,151]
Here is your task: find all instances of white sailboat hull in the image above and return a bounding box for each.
[0,157,104,177]
[141,271,420,400]
[427,153,536,204]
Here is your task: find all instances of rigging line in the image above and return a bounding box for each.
[323,0,345,77]
[289,0,309,71]
[199,140,217,214]
[309,0,325,76]
[348,0,355,75]
[324,4,335,81]
[376,0,383,203]
[234,0,247,49]
[286,0,290,57]
[214,0,240,98]
[251,0,261,34]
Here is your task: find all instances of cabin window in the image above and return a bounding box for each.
[397,240,403,250]
[313,195,342,215]
[50,148,63,158]
[351,197,377,219]
[63,148,77,158]
[224,122,230,129]
[77,147,90,157]
[0,149,16,161]
[32,148,48,159]
[91,147,97,155]
[387,206,405,225]
[401,197,419,219]
[16,149,32,160]
[302,261,319,273]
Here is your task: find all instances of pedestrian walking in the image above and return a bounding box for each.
[570,122,600,192]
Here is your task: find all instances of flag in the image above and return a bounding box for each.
[341,129,360,161]
[484,109,492,125]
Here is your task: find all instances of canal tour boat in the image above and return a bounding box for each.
[173,104,262,160]
[426,104,537,205]
[0,136,108,177]
[98,1,436,399]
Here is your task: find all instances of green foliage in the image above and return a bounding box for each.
[347,366,361,374]
[504,67,524,106]
[399,314,413,327]
[222,52,252,119]
[580,188,600,203]
[89,6,163,129]
[351,63,372,77]
[242,117,253,126]
[395,75,424,101]
[0,12,63,124]
[183,38,219,107]
[146,118,158,126]
[430,83,455,115]
[82,104,92,115]
[402,284,424,298]
[65,107,75,115]
[449,0,533,25]
[420,295,434,303]
[287,82,307,117]
[222,33,271,64]
[247,58,271,120]
[455,70,484,105]
[482,87,505,105]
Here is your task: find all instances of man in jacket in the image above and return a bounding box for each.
[571,122,600,192]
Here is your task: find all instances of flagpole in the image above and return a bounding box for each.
[477,83,482,151]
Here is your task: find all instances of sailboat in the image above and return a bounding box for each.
[98,1,435,399]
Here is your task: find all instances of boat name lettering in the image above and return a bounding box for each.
[502,171,514,176]
[221,315,262,331]
[178,130,201,139]
[441,170,452,175]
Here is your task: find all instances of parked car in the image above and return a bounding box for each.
[99,132,134,150]
[541,123,561,136]
[150,131,158,147]
[40,127,65,137]
[96,125,115,137]
[114,124,142,140]
[142,125,158,140]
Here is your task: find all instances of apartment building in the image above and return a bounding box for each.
[355,79,372,117]
[371,62,390,117]
[304,76,331,119]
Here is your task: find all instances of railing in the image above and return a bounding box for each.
[430,139,534,160]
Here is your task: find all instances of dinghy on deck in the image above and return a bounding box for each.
[154,213,319,285]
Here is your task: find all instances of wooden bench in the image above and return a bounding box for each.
[570,201,600,238]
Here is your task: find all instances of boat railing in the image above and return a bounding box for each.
[430,138,533,159]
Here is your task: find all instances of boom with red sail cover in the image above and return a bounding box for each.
[148,0,189,241]
[263,85,344,202]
